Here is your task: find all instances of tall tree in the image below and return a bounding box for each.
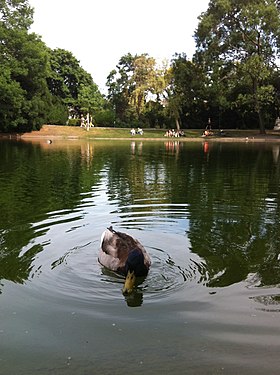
[47,48,91,105]
[77,82,105,120]
[130,54,157,118]
[47,48,104,120]
[106,53,138,124]
[0,0,51,132]
[168,53,206,129]
[106,53,169,127]
[0,0,33,29]
[194,0,280,133]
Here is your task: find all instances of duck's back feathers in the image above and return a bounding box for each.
[98,227,151,275]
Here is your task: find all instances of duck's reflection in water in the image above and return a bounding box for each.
[124,289,144,307]
[100,267,146,306]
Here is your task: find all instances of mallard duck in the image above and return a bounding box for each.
[98,226,151,294]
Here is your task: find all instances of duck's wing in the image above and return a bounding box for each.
[134,238,151,268]
[98,227,151,272]
[108,228,151,269]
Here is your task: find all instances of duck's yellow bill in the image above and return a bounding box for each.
[122,270,136,294]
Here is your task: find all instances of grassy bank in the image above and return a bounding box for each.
[19,125,198,139]
[6,125,280,141]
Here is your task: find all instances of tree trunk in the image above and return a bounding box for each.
[253,78,266,134]
[257,109,266,134]
[175,117,180,131]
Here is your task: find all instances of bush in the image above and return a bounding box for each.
[46,98,68,125]
[94,109,115,127]
[67,118,80,126]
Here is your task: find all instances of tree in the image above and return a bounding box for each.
[0,0,33,29]
[106,53,169,127]
[0,0,51,132]
[47,48,104,122]
[194,0,280,133]
[77,82,106,124]
[129,54,157,118]
[47,48,91,104]
[106,53,137,125]
[167,53,206,129]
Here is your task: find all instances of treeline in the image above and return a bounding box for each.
[106,0,280,133]
[1,0,280,133]
[0,0,106,133]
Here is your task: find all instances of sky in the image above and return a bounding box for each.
[28,0,210,92]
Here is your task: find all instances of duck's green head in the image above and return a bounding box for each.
[122,249,147,295]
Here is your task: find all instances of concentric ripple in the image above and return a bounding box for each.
[25,233,201,309]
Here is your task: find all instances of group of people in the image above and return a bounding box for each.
[202,129,226,137]
[80,114,94,129]
[130,127,143,136]
[202,129,214,137]
[202,117,213,137]
[164,129,185,138]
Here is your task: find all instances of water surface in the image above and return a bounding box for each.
[1,139,280,374]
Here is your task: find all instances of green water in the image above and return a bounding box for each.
[1,139,280,374]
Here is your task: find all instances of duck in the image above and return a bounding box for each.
[98,226,151,294]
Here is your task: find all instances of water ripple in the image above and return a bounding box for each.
[110,203,190,233]
[25,235,200,309]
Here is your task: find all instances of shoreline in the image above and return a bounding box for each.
[2,125,280,143]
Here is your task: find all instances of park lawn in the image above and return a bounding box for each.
[20,125,202,139]
[17,125,280,140]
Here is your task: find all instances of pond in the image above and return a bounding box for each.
[1,138,280,374]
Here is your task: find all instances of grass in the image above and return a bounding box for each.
[20,125,201,139]
[17,125,280,141]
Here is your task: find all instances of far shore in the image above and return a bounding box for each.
[2,125,280,143]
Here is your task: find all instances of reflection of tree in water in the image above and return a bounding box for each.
[0,140,106,289]
[186,144,280,288]
[0,236,43,288]
[250,294,280,311]
[104,142,280,288]
[2,140,280,290]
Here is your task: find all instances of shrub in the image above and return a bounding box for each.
[46,99,68,125]
[94,109,115,127]
[67,118,80,126]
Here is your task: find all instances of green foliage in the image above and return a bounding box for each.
[94,109,115,127]
[0,68,26,131]
[77,82,105,115]
[106,53,170,128]
[194,0,280,132]
[168,53,207,128]
[47,48,105,120]
[0,1,106,132]
[0,0,62,132]
[0,22,51,132]
[67,118,80,126]
[47,48,91,103]
[2,0,280,133]
[0,0,34,30]
[46,97,69,125]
